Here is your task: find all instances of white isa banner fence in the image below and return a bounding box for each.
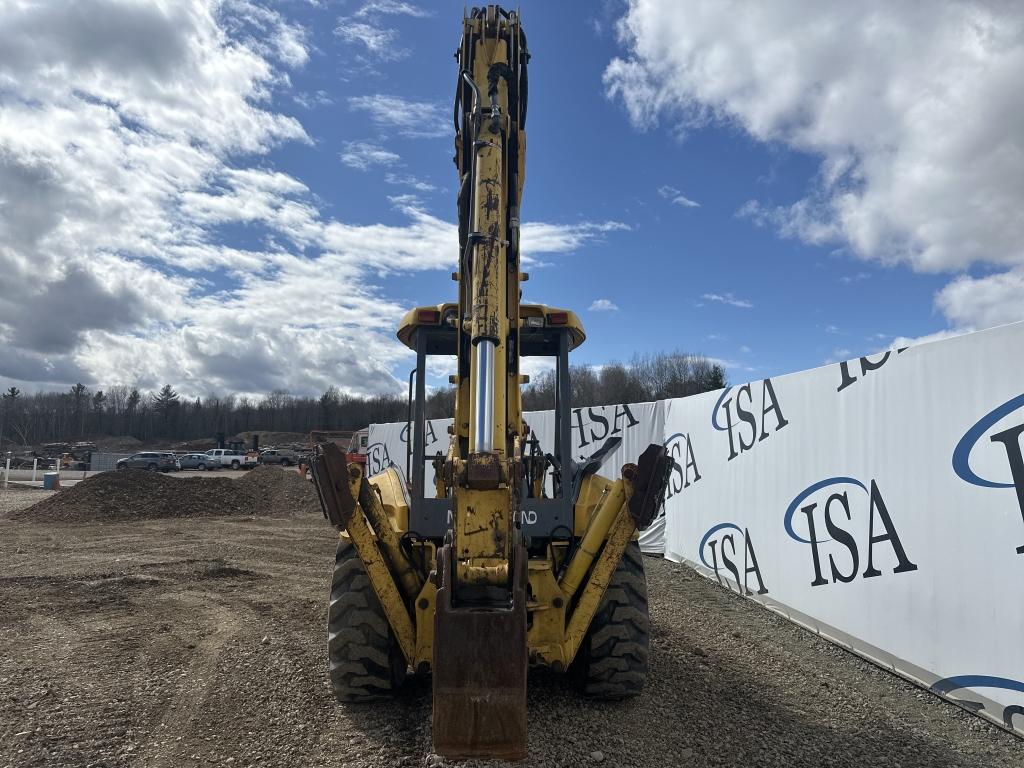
[663,320,1024,737]
[366,402,665,552]
[368,321,1024,736]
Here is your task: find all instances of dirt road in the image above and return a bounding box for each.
[1,497,1020,767]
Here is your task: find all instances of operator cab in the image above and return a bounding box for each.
[397,302,586,540]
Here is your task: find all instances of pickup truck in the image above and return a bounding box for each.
[258,448,299,466]
[204,448,257,470]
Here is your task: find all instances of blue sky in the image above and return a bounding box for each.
[269,1,956,378]
[1,0,1020,397]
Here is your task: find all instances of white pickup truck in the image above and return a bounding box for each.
[204,448,257,470]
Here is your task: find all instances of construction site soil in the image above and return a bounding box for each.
[8,466,319,523]
[0,474,1020,768]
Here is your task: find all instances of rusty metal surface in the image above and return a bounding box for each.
[312,442,356,528]
[432,542,528,760]
[627,443,675,530]
[466,451,502,489]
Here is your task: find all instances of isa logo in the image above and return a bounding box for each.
[785,477,918,587]
[364,441,394,476]
[664,431,701,501]
[711,379,789,461]
[930,675,1024,730]
[698,522,769,596]
[952,393,1024,555]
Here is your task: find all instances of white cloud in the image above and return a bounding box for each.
[348,94,449,138]
[839,272,871,284]
[701,292,753,309]
[739,345,751,354]
[825,348,852,364]
[294,90,333,109]
[705,356,758,374]
[340,141,401,170]
[657,184,699,208]
[887,328,971,351]
[589,299,619,312]
[354,1,432,18]
[335,1,430,62]
[521,221,629,261]
[670,195,699,208]
[607,0,1024,331]
[335,20,404,60]
[223,0,310,68]
[935,269,1024,330]
[384,172,436,192]
[0,0,631,398]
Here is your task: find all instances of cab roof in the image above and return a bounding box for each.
[397,303,586,355]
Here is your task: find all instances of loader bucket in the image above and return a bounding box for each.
[432,543,528,761]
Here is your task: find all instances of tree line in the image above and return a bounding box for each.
[0,351,725,448]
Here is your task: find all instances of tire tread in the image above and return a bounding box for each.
[572,540,649,699]
[328,542,405,702]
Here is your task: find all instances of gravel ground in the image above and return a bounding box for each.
[0,508,1020,767]
[0,487,55,515]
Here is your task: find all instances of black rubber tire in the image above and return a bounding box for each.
[328,542,406,702]
[281,458,291,467]
[231,460,240,470]
[147,462,157,472]
[198,463,207,471]
[571,540,650,699]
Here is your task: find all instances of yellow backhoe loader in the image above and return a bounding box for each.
[312,6,673,760]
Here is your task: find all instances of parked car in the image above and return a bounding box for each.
[116,452,178,472]
[160,452,182,471]
[258,448,299,466]
[204,448,256,470]
[178,453,219,471]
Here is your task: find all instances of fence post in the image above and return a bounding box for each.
[3,455,9,489]
[32,458,37,483]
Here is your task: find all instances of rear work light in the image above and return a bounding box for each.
[417,309,441,324]
[524,316,544,328]
[547,312,568,325]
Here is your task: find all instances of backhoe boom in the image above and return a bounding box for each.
[313,6,674,761]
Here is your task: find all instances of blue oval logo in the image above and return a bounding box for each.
[711,387,733,431]
[931,675,1024,727]
[952,393,1024,489]
[698,522,743,567]
[932,675,1024,696]
[663,431,686,447]
[784,477,868,544]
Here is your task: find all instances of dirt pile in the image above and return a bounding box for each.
[11,467,318,522]
[94,435,143,452]
[237,465,321,516]
[230,430,308,449]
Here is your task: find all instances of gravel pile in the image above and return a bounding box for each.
[10,468,314,522]
[238,465,322,516]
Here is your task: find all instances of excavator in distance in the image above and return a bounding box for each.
[313,6,673,760]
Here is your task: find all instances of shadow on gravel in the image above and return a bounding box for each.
[333,674,434,761]
[331,637,1010,767]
